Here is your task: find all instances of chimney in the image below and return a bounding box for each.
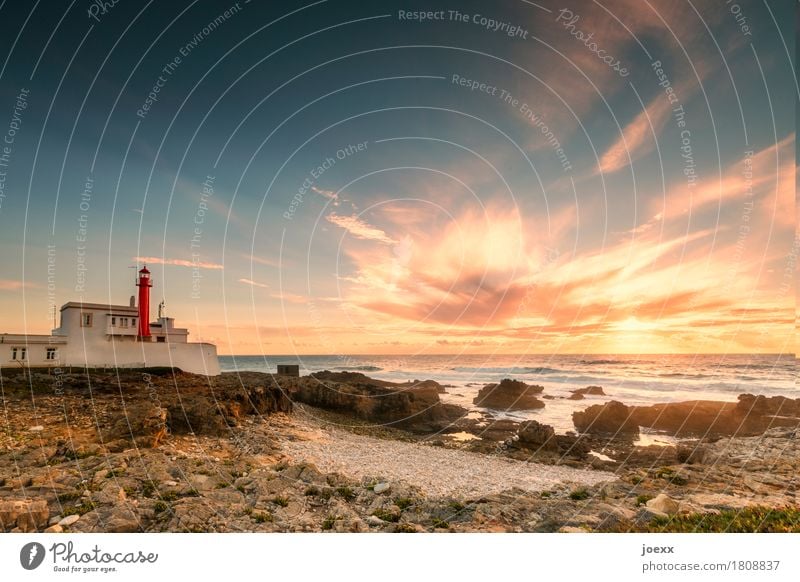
[136,266,152,338]
[129,295,135,307]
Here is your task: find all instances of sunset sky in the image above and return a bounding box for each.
[0,0,795,355]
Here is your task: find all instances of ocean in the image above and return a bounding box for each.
[219,353,797,433]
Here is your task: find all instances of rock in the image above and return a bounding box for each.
[286,374,465,433]
[558,526,587,533]
[517,421,559,452]
[0,499,49,532]
[58,514,80,527]
[473,379,545,410]
[373,482,391,494]
[108,402,168,448]
[29,425,44,432]
[366,515,385,526]
[646,494,680,515]
[569,386,605,400]
[44,524,64,533]
[573,401,639,435]
[677,444,708,464]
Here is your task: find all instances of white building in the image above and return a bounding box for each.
[0,267,220,375]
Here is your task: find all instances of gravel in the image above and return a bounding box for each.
[280,424,615,498]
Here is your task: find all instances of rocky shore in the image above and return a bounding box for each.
[1,368,797,532]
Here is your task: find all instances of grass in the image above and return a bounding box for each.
[322,514,338,530]
[272,496,289,507]
[253,512,273,523]
[56,491,81,504]
[394,523,417,533]
[635,494,653,507]
[372,509,400,523]
[569,488,590,501]
[609,507,800,533]
[304,486,320,496]
[141,481,156,497]
[214,481,231,489]
[430,518,449,529]
[153,501,169,514]
[394,497,414,510]
[655,466,689,486]
[539,491,553,499]
[336,486,355,501]
[62,500,95,517]
[447,501,465,512]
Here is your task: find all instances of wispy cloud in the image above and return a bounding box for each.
[238,278,269,288]
[134,256,224,270]
[311,186,340,205]
[326,213,396,244]
[0,279,33,291]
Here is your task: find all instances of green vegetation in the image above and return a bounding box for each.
[253,512,273,523]
[539,491,553,499]
[272,496,290,507]
[394,523,417,533]
[447,501,465,512]
[335,486,355,501]
[304,486,320,496]
[56,491,81,504]
[569,488,590,501]
[655,466,689,486]
[394,497,414,510]
[606,507,800,533]
[430,518,449,529]
[153,501,169,514]
[635,494,653,507]
[372,509,400,523]
[322,514,338,530]
[141,481,156,497]
[62,500,95,517]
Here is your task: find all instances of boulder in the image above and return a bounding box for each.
[473,379,545,410]
[572,401,639,435]
[646,493,680,515]
[285,375,465,433]
[569,386,605,400]
[517,420,559,452]
[109,402,168,448]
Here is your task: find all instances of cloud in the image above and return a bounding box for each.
[0,279,33,291]
[134,256,224,270]
[311,186,340,204]
[239,278,269,289]
[326,213,396,244]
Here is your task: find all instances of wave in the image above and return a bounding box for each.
[449,366,566,375]
[329,365,383,372]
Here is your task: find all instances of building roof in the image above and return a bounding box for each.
[0,334,68,344]
[60,302,138,313]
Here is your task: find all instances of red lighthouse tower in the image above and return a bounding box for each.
[136,266,152,339]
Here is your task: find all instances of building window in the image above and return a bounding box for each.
[157,336,166,343]
[111,317,116,326]
[46,348,58,360]
[120,317,128,327]
[132,318,136,327]
[81,313,93,327]
[11,347,26,360]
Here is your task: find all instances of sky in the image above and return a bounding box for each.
[0,0,796,356]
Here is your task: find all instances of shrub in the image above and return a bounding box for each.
[569,488,590,501]
[253,512,273,523]
[336,486,355,501]
[372,509,400,523]
[394,497,414,510]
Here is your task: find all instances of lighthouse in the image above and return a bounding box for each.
[136,266,152,339]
